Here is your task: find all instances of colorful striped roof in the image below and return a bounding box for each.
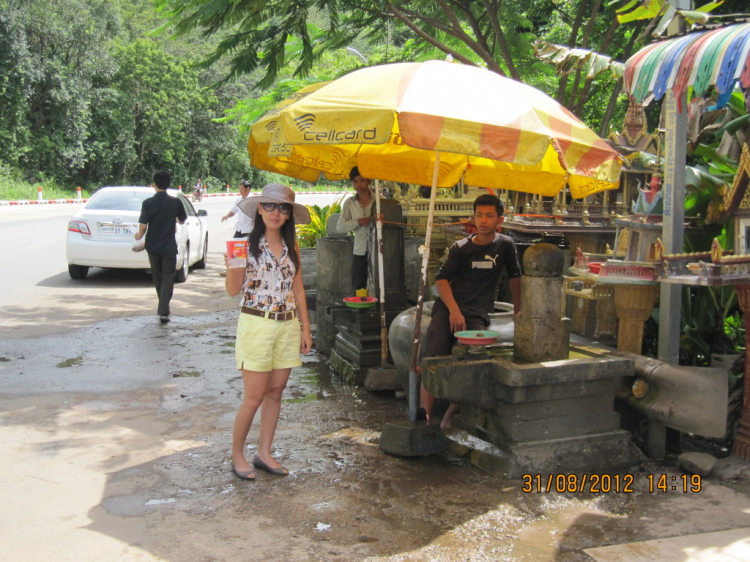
[624,22,750,109]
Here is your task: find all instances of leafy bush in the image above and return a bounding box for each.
[0,164,91,200]
[296,198,344,248]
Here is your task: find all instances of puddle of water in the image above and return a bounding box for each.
[145,498,176,506]
[222,341,235,347]
[56,356,82,368]
[220,350,233,354]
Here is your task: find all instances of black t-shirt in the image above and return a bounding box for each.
[138,191,187,255]
[433,233,521,320]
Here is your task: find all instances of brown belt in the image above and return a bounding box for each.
[241,306,297,322]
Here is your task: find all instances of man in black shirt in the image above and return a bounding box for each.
[135,170,187,323]
[422,193,522,428]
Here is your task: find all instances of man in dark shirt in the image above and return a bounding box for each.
[422,193,522,428]
[135,170,187,323]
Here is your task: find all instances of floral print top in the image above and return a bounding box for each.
[240,236,297,312]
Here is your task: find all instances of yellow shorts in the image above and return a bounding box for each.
[235,312,302,372]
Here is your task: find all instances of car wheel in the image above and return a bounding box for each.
[175,245,189,283]
[68,264,89,279]
[194,234,208,269]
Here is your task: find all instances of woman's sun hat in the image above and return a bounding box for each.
[237,183,311,225]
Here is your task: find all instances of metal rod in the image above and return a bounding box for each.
[375,179,388,368]
[408,152,441,424]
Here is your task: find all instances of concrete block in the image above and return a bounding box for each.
[494,378,621,404]
[506,430,643,478]
[678,452,717,477]
[379,421,447,457]
[334,334,382,368]
[305,290,315,313]
[461,408,622,444]
[491,393,615,422]
[329,348,366,386]
[364,367,402,391]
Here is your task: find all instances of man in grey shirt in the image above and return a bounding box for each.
[337,166,373,292]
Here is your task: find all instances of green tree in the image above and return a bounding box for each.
[154,0,646,133]
[0,0,255,191]
[0,0,119,182]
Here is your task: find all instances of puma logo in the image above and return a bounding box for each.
[472,254,499,269]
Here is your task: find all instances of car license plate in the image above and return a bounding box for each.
[100,225,132,236]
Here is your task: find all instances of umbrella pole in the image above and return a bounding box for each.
[375,179,388,368]
[407,152,441,424]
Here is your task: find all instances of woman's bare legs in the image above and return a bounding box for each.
[231,369,271,473]
[256,367,292,470]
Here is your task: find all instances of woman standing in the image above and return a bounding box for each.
[225,184,312,480]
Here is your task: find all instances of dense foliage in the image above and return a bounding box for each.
[154,0,659,136]
[1,0,741,195]
[0,0,253,191]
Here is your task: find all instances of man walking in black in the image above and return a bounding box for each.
[135,170,187,323]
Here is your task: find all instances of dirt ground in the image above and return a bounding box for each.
[3,271,750,561]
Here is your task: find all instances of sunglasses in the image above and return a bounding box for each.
[261,202,293,215]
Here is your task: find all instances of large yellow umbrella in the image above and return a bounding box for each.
[248,61,622,428]
[249,60,622,198]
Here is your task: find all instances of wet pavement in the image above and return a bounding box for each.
[3,310,750,561]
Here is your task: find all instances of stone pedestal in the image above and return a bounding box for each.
[329,199,407,385]
[316,237,354,353]
[514,243,570,362]
[613,284,659,354]
[369,199,406,310]
[422,242,641,477]
[514,276,570,361]
[421,344,641,477]
[332,307,402,385]
[299,247,318,291]
[732,283,750,461]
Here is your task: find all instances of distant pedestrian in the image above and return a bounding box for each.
[219,180,254,277]
[135,170,187,323]
[224,183,312,480]
[221,180,254,238]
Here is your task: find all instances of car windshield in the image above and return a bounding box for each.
[85,190,152,212]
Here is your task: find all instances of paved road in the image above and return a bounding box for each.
[0,193,342,339]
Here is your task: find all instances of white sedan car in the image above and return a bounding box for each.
[66,186,209,281]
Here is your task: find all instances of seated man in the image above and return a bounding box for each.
[421,193,522,429]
